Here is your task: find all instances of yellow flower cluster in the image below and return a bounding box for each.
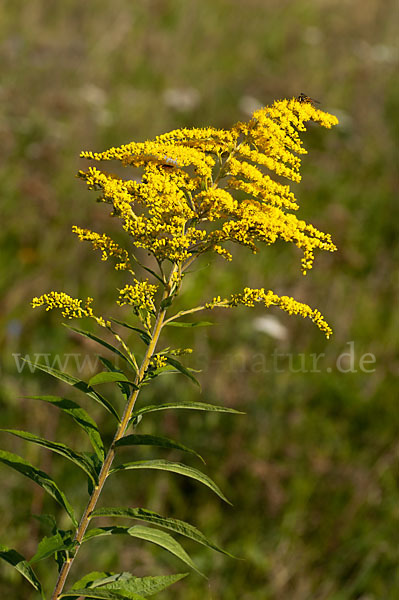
[117,280,158,312]
[72,226,131,270]
[233,98,338,182]
[78,97,338,272]
[169,348,193,356]
[148,354,168,369]
[205,287,332,338]
[32,97,337,338]
[31,292,106,326]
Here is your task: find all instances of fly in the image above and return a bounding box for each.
[296,93,320,106]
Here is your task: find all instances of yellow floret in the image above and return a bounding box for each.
[72,226,132,270]
[117,280,158,312]
[31,291,105,326]
[205,287,332,338]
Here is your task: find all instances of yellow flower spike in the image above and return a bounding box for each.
[205,287,332,339]
[31,292,104,323]
[64,96,339,335]
[72,226,132,271]
[78,99,337,272]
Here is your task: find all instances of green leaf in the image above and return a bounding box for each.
[27,396,105,461]
[133,401,244,418]
[64,324,136,371]
[70,571,121,589]
[143,366,180,382]
[98,357,133,401]
[114,434,204,463]
[164,357,200,387]
[128,526,203,576]
[0,449,77,525]
[83,526,202,576]
[110,459,231,504]
[136,261,165,285]
[29,532,75,564]
[160,296,173,310]
[23,360,119,421]
[89,371,137,388]
[61,571,127,599]
[110,319,151,346]
[92,572,187,596]
[33,513,57,533]
[61,589,147,599]
[0,429,98,484]
[83,525,131,542]
[165,321,212,328]
[91,507,234,557]
[0,545,43,596]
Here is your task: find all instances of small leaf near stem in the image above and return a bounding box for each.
[0,545,44,596]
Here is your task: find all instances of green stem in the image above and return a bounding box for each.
[164,300,231,325]
[163,305,207,325]
[50,269,176,600]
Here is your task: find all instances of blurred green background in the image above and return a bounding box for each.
[0,1,398,598]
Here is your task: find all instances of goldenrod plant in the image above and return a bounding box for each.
[0,97,338,599]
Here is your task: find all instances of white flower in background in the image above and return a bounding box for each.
[253,315,288,341]
[79,84,112,126]
[355,41,397,64]
[239,95,263,116]
[163,87,200,112]
[80,84,106,106]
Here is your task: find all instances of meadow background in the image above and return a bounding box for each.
[0,1,398,598]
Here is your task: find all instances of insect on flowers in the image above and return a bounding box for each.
[296,92,320,106]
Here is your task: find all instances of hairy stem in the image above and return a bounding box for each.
[50,271,175,599]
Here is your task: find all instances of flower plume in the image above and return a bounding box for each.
[34,97,338,336]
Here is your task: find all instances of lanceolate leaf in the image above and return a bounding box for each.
[127,526,203,576]
[110,319,152,346]
[111,573,187,595]
[62,571,127,599]
[68,570,110,590]
[0,429,98,484]
[135,260,165,285]
[60,589,146,599]
[114,434,204,463]
[165,356,200,387]
[83,526,202,576]
[29,532,76,564]
[23,360,119,421]
[142,366,183,385]
[83,525,130,542]
[99,357,132,401]
[0,450,77,525]
[63,572,154,599]
[110,459,231,504]
[33,513,57,532]
[89,371,137,388]
[64,324,136,371]
[0,545,43,596]
[27,395,105,461]
[91,507,234,557]
[160,296,173,310]
[133,401,244,418]
[88,572,188,596]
